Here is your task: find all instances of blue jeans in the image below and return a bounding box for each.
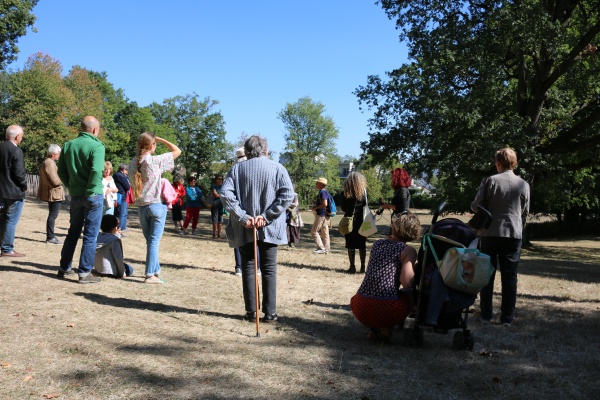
[479,237,522,324]
[116,201,128,230]
[239,241,278,315]
[138,203,167,277]
[0,198,24,254]
[59,194,104,276]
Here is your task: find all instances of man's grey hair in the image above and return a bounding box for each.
[6,125,23,140]
[244,135,268,159]
[47,144,61,156]
[118,164,129,172]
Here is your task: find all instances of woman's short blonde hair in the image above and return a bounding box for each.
[104,161,113,174]
[391,212,421,242]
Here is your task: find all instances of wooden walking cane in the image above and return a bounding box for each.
[253,223,261,337]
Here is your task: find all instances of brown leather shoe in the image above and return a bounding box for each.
[1,251,25,257]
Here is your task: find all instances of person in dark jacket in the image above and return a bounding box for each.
[341,172,368,274]
[113,164,131,233]
[0,125,27,257]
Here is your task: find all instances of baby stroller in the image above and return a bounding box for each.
[404,201,492,350]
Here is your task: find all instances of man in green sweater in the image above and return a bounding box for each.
[57,116,105,283]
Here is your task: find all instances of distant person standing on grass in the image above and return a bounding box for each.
[113,164,130,232]
[37,144,65,245]
[0,124,27,257]
[311,177,331,254]
[471,147,529,327]
[221,135,294,322]
[57,116,105,283]
[130,132,181,284]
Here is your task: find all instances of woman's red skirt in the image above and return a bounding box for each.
[351,292,411,329]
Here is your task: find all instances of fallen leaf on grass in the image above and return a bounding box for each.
[23,375,33,382]
[13,313,19,317]
[326,380,334,385]
[66,324,74,328]
[43,394,60,399]
[201,379,210,384]
[1,362,12,368]
[480,349,495,357]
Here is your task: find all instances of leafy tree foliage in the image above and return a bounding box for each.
[278,96,340,206]
[0,0,38,70]
[150,94,231,183]
[356,0,600,217]
[1,53,77,172]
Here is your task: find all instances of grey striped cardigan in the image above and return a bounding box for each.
[221,156,294,248]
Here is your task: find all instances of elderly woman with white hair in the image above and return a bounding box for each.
[37,143,65,245]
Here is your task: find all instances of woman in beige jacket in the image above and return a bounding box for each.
[37,144,65,244]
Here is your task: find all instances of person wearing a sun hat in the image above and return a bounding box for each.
[311,176,331,254]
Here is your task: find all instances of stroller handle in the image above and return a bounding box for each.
[476,205,493,230]
[431,200,446,225]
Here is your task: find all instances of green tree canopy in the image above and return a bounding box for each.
[0,0,38,70]
[150,93,231,185]
[355,0,600,217]
[278,96,340,206]
[1,53,77,171]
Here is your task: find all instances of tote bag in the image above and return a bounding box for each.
[437,247,493,294]
[338,197,358,235]
[359,191,378,237]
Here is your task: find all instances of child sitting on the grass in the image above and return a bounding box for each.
[93,214,134,278]
[350,213,421,342]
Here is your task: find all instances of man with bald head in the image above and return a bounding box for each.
[57,116,106,283]
[0,125,27,257]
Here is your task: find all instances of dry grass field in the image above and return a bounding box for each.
[1,198,599,399]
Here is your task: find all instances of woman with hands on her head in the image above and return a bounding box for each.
[130,134,181,284]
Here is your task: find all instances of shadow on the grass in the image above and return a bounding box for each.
[520,246,600,284]
[1,260,80,284]
[280,261,348,274]
[74,292,241,321]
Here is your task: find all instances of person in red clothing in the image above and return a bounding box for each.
[171,177,186,234]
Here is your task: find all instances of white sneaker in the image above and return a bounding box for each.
[315,249,327,254]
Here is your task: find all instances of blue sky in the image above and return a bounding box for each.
[9,0,408,158]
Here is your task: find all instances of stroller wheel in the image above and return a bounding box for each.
[415,327,424,347]
[404,328,414,347]
[453,331,465,350]
[466,331,475,351]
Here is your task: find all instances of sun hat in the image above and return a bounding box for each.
[236,147,247,163]
[315,177,328,185]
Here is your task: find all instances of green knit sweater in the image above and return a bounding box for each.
[57,132,105,197]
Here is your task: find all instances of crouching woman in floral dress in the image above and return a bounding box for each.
[351,213,421,341]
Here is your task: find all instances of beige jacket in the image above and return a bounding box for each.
[38,157,64,202]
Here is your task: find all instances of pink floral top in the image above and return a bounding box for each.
[130,152,174,206]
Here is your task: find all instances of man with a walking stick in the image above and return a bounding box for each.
[221,135,293,333]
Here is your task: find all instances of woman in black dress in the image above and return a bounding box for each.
[341,172,368,274]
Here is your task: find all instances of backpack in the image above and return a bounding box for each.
[326,191,337,217]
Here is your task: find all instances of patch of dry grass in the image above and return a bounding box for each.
[1,198,599,399]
